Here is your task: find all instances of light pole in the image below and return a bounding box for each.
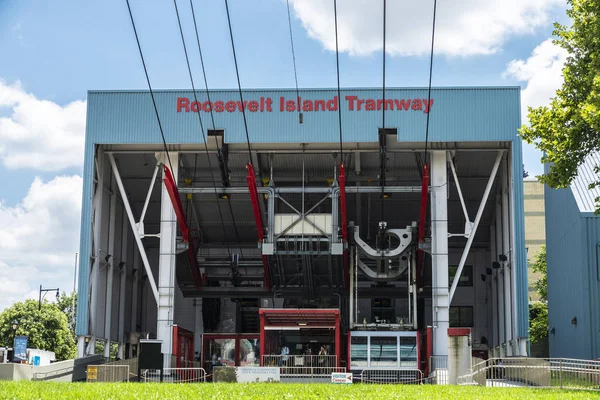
[11,320,18,361]
[39,285,60,310]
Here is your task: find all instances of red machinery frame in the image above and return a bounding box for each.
[259,308,341,367]
[246,163,271,290]
[163,165,205,288]
[339,163,349,288]
[417,164,429,289]
[172,325,195,368]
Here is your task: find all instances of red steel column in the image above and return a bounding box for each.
[246,164,271,289]
[426,326,433,375]
[259,311,265,367]
[335,311,341,368]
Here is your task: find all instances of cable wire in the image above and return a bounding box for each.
[173,0,231,258]
[423,0,437,164]
[333,0,343,163]
[380,0,387,222]
[189,0,245,259]
[286,0,301,121]
[125,0,175,176]
[224,0,254,170]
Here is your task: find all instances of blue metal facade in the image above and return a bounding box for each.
[545,172,600,359]
[76,87,528,338]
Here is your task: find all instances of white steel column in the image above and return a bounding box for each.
[104,180,117,359]
[117,219,129,360]
[157,152,178,369]
[88,149,105,356]
[501,159,512,355]
[495,196,505,352]
[430,151,449,356]
[194,299,203,357]
[449,151,502,303]
[490,224,498,348]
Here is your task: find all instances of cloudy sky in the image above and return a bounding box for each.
[0,0,569,311]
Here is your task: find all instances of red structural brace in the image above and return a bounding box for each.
[417,164,429,289]
[246,163,271,289]
[163,165,205,288]
[339,163,349,288]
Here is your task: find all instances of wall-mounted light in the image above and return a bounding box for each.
[118,262,126,271]
[571,317,578,326]
[104,254,112,263]
[298,322,308,326]
[480,274,486,282]
[550,327,555,336]
[486,267,493,275]
[492,262,500,270]
[498,254,508,262]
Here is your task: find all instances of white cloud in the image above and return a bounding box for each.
[0,80,86,171]
[504,38,568,176]
[505,38,568,119]
[0,175,82,311]
[290,0,563,57]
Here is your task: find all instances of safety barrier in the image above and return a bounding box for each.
[457,357,600,390]
[262,354,337,368]
[86,365,130,382]
[142,368,206,383]
[359,369,423,384]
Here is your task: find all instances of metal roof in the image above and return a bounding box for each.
[571,152,600,213]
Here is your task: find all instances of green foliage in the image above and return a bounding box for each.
[0,299,76,361]
[531,246,548,302]
[519,0,600,212]
[56,292,77,340]
[529,301,549,344]
[0,382,596,399]
[214,367,238,382]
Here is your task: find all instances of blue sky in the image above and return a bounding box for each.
[0,0,569,310]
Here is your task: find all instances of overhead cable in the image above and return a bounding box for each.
[189,0,245,258]
[423,0,437,164]
[286,0,302,123]
[333,0,343,163]
[125,0,175,175]
[173,0,231,258]
[224,0,255,170]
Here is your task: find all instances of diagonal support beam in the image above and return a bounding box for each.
[449,151,503,304]
[247,163,270,289]
[108,154,159,304]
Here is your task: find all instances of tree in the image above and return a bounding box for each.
[531,246,548,302]
[529,245,548,344]
[0,299,76,360]
[56,292,77,340]
[520,0,600,211]
[523,164,529,178]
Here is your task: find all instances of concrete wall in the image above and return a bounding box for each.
[0,355,103,382]
[524,179,546,300]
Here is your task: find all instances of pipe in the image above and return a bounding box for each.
[349,246,354,328]
[179,185,425,194]
[449,151,502,303]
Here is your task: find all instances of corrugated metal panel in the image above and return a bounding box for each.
[545,183,593,358]
[86,87,520,145]
[571,152,600,213]
[583,216,600,358]
[511,142,529,339]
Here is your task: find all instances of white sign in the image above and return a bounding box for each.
[331,372,353,384]
[236,367,281,383]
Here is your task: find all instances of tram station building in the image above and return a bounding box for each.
[76,87,529,373]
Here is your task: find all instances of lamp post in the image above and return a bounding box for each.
[39,285,60,310]
[11,320,18,361]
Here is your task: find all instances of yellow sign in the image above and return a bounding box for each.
[87,366,98,380]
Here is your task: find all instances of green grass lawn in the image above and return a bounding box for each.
[0,382,598,400]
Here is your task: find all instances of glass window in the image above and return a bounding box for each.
[239,339,259,366]
[370,337,397,367]
[448,265,473,287]
[371,298,395,323]
[350,336,367,367]
[449,306,474,327]
[208,339,235,367]
[400,337,417,367]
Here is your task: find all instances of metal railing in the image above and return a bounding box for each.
[261,354,337,368]
[359,369,423,384]
[86,365,130,382]
[142,368,206,383]
[457,357,600,390]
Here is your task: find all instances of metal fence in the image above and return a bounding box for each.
[359,369,423,384]
[262,355,337,369]
[141,368,206,383]
[457,357,600,390]
[86,365,130,382]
